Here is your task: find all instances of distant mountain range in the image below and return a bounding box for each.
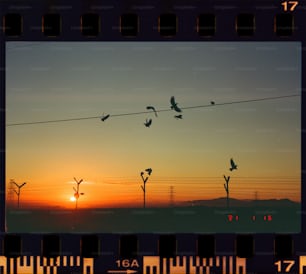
[180,197,300,207]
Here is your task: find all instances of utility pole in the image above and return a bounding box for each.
[140,168,152,208]
[223,158,238,208]
[73,177,84,210]
[223,175,230,208]
[11,180,26,208]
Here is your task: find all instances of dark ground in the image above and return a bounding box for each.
[6,204,301,233]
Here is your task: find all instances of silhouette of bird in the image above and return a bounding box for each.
[170,96,182,112]
[174,115,183,119]
[145,168,152,175]
[229,158,237,171]
[101,114,110,121]
[211,101,215,105]
[146,106,158,117]
[144,118,152,127]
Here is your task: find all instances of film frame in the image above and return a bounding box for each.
[0,0,306,273]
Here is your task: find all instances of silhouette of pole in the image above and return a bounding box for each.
[140,173,148,208]
[223,175,230,208]
[140,168,152,208]
[73,177,84,210]
[12,180,26,208]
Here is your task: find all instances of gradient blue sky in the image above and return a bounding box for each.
[5,42,301,208]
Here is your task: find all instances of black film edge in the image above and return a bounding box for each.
[0,0,305,274]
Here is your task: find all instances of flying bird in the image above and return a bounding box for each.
[101,114,110,122]
[170,96,182,113]
[145,168,152,175]
[229,158,237,171]
[174,115,183,119]
[146,106,158,117]
[144,118,152,127]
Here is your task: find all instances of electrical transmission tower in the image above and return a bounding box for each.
[169,186,175,207]
[8,179,15,203]
[254,191,258,206]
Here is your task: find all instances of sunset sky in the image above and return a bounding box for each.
[5,42,301,209]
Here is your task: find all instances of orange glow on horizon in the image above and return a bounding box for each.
[7,177,301,209]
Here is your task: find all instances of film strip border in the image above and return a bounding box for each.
[0,0,305,40]
[1,0,306,274]
[1,233,306,273]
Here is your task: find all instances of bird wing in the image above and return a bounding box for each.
[101,114,110,121]
[230,158,235,167]
[173,105,182,112]
[170,96,176,106]
[147,106,158,117]
[145,168,152,175]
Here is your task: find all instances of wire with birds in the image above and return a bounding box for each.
[6,94,299,127]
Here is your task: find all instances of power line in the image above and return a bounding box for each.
[6,94,300,127]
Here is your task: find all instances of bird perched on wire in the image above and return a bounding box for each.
[174,115,183,119]
[144,118,152,127]
[145,168,152,175]
[229,158,238,171]
[101,114,110,122]
[210,101,215,105]
[170,96,182,112]
[146,106,158,117]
